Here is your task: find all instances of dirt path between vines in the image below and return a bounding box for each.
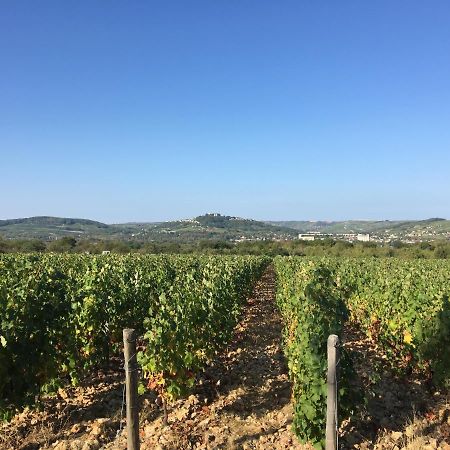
[1,266,308,450]
[107,266,308,450]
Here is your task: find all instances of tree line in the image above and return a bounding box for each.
[0,236,449,259]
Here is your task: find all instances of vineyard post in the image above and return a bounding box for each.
[326,334,339,450]
[123,328,140,450]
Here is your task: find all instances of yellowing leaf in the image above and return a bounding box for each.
[403,331,413,345]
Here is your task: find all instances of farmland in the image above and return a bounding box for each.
[275,256,450,447]
[1,254,449,449]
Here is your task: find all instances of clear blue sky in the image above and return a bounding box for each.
[1,1,449,223]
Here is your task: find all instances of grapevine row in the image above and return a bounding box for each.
[0,254,269,411]
[335,257,450,383]
[274,256,450,448]
[274,257,353,448]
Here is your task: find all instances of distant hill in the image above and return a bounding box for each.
[0,214,297,242]
[267,218,450,241]
[266,220,406,233]
[0,216,108,228]
[1,214,449,242]
[115,213,298,242]
[0,216,112,240]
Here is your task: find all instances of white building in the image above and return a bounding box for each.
[298,234,316,241]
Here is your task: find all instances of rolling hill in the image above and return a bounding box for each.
[267,218,450,241]
[1,215,449,242]
[0,214,297,242]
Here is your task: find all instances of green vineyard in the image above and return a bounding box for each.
[0,254,269,410]
[274,256,450,447]
[1,254,449,448]
[274,257,352,447]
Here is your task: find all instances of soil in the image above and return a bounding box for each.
[1,266,449,449]
[340,326,450,450]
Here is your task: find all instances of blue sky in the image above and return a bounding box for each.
[1,1,449,222]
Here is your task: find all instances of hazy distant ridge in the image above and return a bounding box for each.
[0,215,449,242]
[267,218,448,234]
[0,214,297,241]
[0,216,108,228]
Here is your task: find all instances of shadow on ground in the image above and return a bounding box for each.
[341,321,450,449]
[192,268,292,417]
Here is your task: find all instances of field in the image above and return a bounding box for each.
[0,254,449,449]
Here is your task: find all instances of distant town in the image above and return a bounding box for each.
[297,226,450,244]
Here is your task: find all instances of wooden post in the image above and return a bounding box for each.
[326,334,339,450]
[123,328,140,450]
